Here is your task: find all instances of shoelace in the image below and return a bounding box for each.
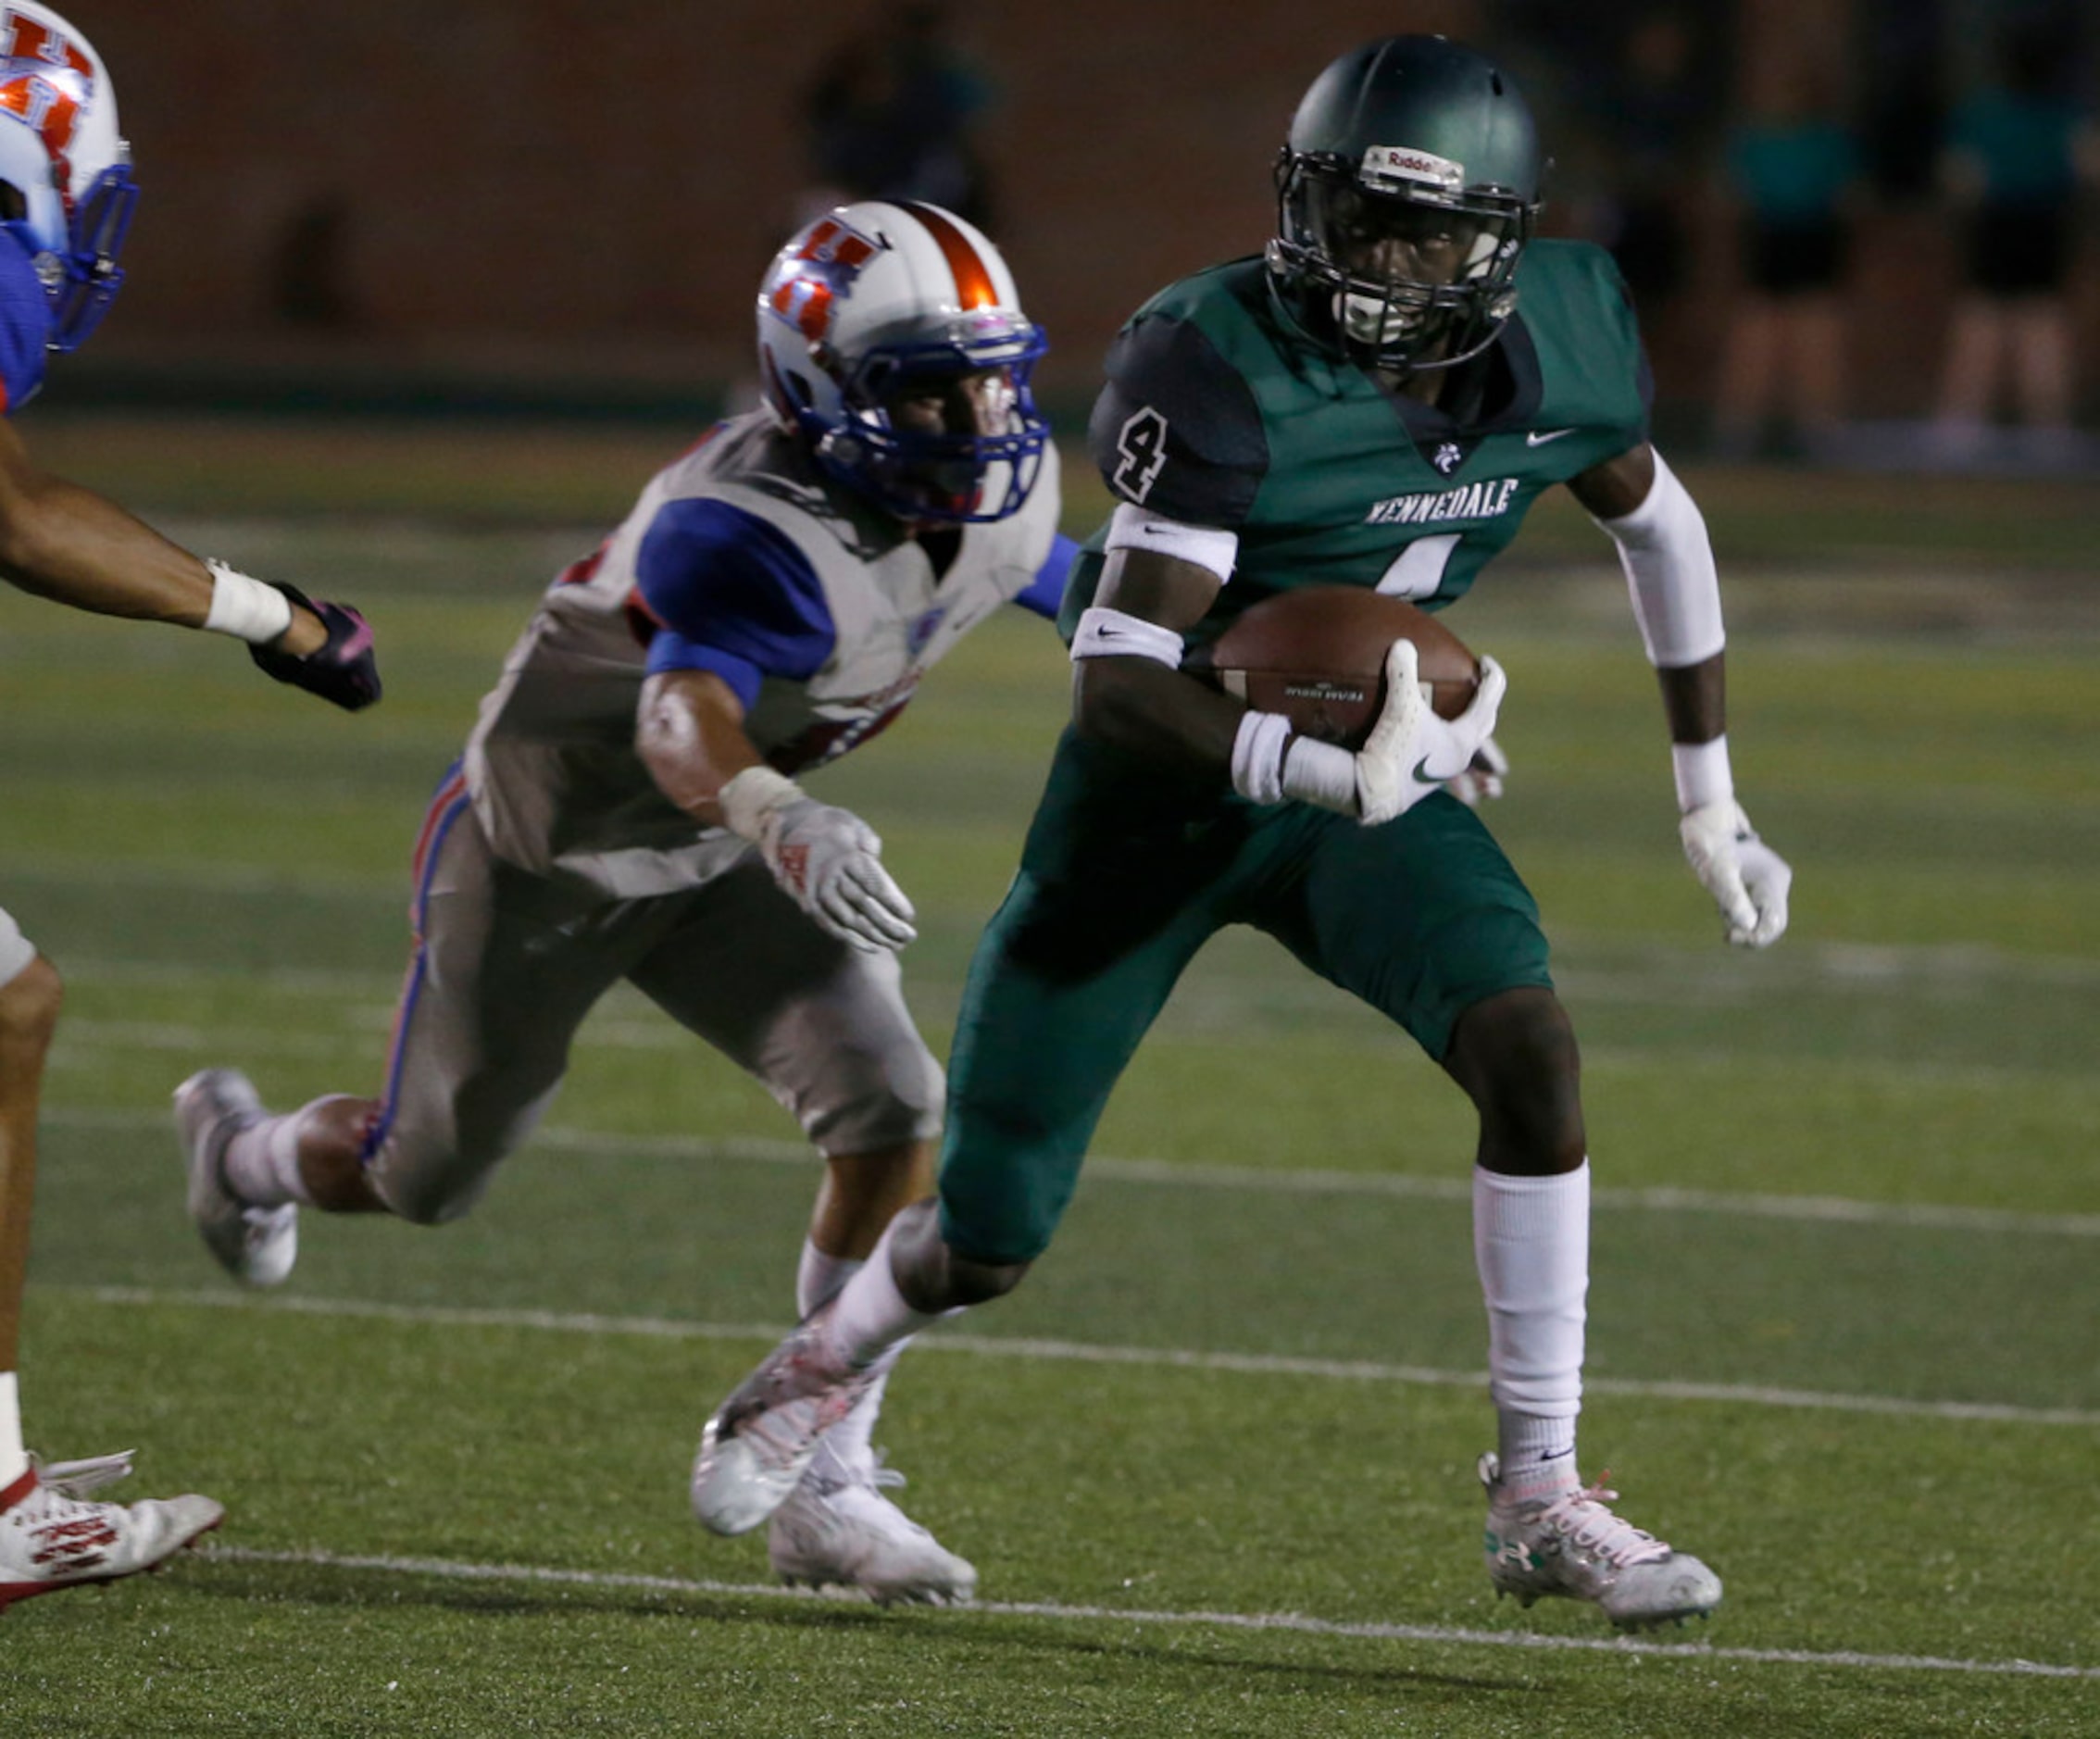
[33,1450,138,1499]
[812,1449,907,1498]
[1532,1473,1673,1569]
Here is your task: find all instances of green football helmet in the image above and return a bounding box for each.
[1267,35,1543,371]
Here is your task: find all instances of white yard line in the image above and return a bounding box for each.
[44,1106,2100,1239]
[198,1544,2099,1682]
[27,932,2100,992]
[56,1286,2100,1428]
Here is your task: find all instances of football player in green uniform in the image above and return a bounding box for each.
[692,34,1792,1630]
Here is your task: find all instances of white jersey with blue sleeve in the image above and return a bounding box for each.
[465,410,1067,898]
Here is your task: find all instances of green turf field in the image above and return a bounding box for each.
[2,431,2096,1735]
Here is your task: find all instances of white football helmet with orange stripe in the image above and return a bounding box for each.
[0,1,136,352]
[756,199,1050,524]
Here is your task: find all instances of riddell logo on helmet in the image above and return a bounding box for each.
[765,217,883,346]
[1360,144,1465,194]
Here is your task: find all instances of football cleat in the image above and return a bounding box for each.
[1479,1452,1722,1631]
[769,1460,976,1607]
[691,1302,881,1537]
[173,1068,298,1289]
[0,1451,223,1612]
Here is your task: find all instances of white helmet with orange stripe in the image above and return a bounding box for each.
[0,1,137,352]
[756,199,1050,524]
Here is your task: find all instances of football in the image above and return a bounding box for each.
[1200,586,1480,748]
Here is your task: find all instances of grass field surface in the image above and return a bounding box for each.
[2,431,2096,1734]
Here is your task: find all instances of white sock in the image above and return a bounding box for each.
[0,1371,25,1489]
[1474,1161,1590,1495]
[797,1240,894,1482]
[219,1109,316,1207]
[822,1220,941,1370]
[795,1241,860,1320]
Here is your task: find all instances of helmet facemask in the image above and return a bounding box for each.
[806,311,1050,525]
[1269,151,1534,372]
[36,156,136,350]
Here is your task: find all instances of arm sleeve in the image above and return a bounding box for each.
[1085,312,1269,528]
[1010,532,1079,619]
[632,497,837,700]
[1594,450,1725,669]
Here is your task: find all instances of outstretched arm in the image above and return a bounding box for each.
[1571,442,1791,947]
[0,417,315,645]
[0,419,381,708]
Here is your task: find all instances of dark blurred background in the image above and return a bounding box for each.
[42,0,2100,469]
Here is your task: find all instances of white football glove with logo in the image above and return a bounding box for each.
[1680,800,1791,949]
[1355,640,1508,825]
[719,769,917,954]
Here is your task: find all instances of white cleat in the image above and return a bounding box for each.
[769,1462,976,1607]
[173,1068,297,1289]
[1480,1452,1722,1632]
[0,1451,224,1613]
[692,1303,881,1537]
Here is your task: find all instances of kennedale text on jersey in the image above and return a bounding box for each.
[1364,476,1521,527]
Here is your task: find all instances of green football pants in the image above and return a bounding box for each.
[937,731,1554,1264]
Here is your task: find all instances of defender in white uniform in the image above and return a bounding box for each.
[174,200,1073,1606]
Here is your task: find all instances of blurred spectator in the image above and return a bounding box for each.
[1932,18,2097,447]
[799,3,997,230]
[1856,0,1949,203]
[268,193,358,331]
[1710,72,1864,457]
[1594,9,1711,315]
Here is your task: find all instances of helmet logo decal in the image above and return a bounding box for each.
[1111,406,1169,504]
[0,9,93,195]
[764,216,881,346]
[1359,144,1465,195]
[1,11,92,78]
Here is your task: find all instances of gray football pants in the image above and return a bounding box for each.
[363,780,944,1224]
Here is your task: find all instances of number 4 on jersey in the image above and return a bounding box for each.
[1113,406,1169,503]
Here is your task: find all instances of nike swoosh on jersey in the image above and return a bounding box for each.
[1525,428,1578,445]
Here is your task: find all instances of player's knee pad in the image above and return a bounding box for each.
[364,1122,503,1226]
[799,1046,944,1157]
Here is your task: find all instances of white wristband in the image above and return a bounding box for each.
[1671,736,1734,814]
[203,561,294,644]
[1281,735,1359,813]
[719,765,804,843]
[1103,501,1240,584]
[1230,710,1293,805]
[1069,606,1185,669]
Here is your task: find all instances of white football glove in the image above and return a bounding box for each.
[1445,735,1508,807]
[1679,799,1791,948]
[757,796,917,953]
[718,768,916,954]
[1355,640,1508,825]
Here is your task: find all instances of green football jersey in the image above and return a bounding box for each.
[1060,239,1650,648]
